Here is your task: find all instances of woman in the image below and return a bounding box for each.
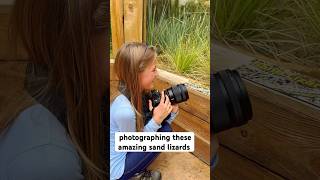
[110,42,179,180]
[0,0,108,179]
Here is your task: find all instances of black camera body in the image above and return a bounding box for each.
[148,84,189,108]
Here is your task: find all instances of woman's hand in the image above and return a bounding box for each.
[150,91,173,125]
[172,104,179,113]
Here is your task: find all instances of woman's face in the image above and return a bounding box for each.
[140,58,158,91]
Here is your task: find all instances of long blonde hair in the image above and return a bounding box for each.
[114,42,156,132]
[8,0,109,179]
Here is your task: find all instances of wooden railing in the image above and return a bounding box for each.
[213,43,320,180]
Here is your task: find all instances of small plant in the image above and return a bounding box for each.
[213,0,320,70]
[147,0,210,87]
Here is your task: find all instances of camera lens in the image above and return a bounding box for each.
[211,69,253,134]
[149,84,189,107]
[165,84,189,104]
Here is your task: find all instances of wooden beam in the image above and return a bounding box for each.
[171,108,210,164]
[142,0,147,42]
[110,0,124,57]
[218,79,320,179]
[214,43,320,179]
[213,146,285,180]
[123,0,143,42]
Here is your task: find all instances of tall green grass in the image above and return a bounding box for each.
[213,0,320,69]
[147,0,210,87]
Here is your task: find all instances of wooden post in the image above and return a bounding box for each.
[142,0,147,42]
[111,0,145,56]
[110,0,124,57]
[123,0,144,42]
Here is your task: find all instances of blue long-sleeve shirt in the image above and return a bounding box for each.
[110,94,178,180]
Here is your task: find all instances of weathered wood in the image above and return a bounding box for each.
[154,78,210,123]
[214,43,320,179]
[142,0,147,42]
[110,0,124,57]
[123,0,143,42]
[213,146,285,180]
[170,109,210,164]
[218,79,320,180]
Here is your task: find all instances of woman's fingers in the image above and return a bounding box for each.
[161,91,165,103]
[168,105,173,113]
[165,95,170,106]
[148,100,153,111]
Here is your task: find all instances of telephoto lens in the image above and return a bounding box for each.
[148,84,189,108]
[211,69,253,134]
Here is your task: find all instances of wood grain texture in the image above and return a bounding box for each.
[123,0,143,42]
[154,67,210,122]
[142,0,147,42]
[217,73,320,180]
[171,111,210,164]
[213,146,285,180]
[110,0,124,56]
[214,42,320,179]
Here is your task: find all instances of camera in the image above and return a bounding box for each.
[148,84,189,108]
[211,69,253,134]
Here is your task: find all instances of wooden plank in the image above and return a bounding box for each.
[214,42,320,179]
[218,80,320,179]
[213,146,285,180]
[212,43,254,73]
[110,0,124,57]
[142,0,147,42]
[171,109,210,164]
[110,60,117,81]
[154,78,210,123]
[123,0,143,42]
